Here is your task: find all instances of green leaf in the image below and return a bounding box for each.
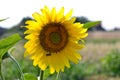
[0,17,9,22]
[0,34,21,61]
[2,48,16,60]
[0,34,21,49]
[83,21,101,28]
[44,68,50,79]
[0,47,11,60]
[23,73,38,80]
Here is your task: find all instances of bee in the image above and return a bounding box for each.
[46,52,51,56]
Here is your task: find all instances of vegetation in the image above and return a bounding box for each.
[0,17,120,80]
[0,30,119,80]
[101,49,120,76]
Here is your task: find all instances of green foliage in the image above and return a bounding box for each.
[0,34,21,49]
[60,62,97,80]
[101,49,120,76]
[44,68,51,79]
[21,60,40,75]
[23,73,37,80]
[3,58,39,80]
[83,21,101,29]
[0,34,21,80]
[0,18,9,22]
[0,34,21,61]
[3,59,20,80]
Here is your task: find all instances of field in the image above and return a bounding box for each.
[81,31,120,62]
[81,31,120,80]
[1,31,120,80]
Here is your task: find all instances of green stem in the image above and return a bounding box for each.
[8,53,24,80]
[0,63,5,80]
[56,72,60,80]
[40,70,44,80]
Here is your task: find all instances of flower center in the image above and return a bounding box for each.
[50,32,61,44]
[39,23,68,53]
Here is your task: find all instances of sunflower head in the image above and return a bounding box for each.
[24,6,88,74]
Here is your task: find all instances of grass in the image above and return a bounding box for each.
[80,42,120,62]
[86,38,120,43]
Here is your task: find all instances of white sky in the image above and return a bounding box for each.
[0,0,120,30]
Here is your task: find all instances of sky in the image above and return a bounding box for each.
[0,0,120,30]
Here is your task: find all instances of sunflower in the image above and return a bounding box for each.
[24,6,88,74]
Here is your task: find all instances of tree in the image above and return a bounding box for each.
[75,16,90,23]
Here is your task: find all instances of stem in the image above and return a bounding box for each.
[40,70,44,80]
[8,53,24,80]
[56,72,60,80]
[0,63,5,80]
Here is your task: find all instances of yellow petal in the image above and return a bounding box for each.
[63,17,76,25]
[65,9,73,20]
[44,6,50,14]
[50,65,55,74]
[79,28,88,33]
[32,12,45,25]
[32,12,41,22]
[41,6,50,23]
[79,33,88,38]
[50,7,56,22]
[56,7,64,22]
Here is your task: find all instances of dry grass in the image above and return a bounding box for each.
[80,42,120,62]
[80,31,120,62]
[87,31,120,39]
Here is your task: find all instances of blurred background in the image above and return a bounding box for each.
[0,0,120,80]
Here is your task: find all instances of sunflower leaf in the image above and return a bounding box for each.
[83,21,101,29]
[0,34,21,61]
[0,17,9,22]
[44,68,50,79]
[0,34,21,49]
[23,73,38,80]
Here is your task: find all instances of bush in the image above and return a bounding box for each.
[3,58,39,80]
[101,49,120,76]
[59,61,97,80]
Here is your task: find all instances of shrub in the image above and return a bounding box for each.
[59,61,97,80]
[101,49,120,76]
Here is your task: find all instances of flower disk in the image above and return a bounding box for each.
[24,6,88,74]
[39,23,68,53]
